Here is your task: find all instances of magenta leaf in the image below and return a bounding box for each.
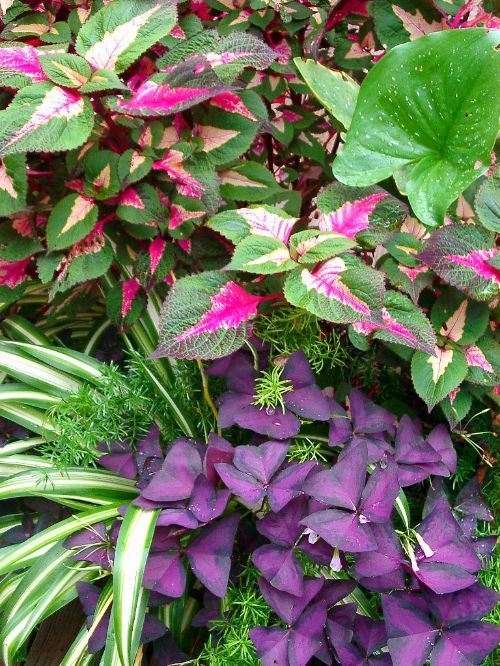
[152,271,268,360]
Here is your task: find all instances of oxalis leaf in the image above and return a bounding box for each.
[152,271,271,360]
[333,29,500,226]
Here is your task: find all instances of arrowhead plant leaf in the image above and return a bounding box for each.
[333,29,500,226]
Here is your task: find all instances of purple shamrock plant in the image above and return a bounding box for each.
[58,353,498,666]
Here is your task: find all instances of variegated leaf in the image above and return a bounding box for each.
[38,53,92,88]
[47,193,98,251]
[0,43,47,88]
[228,236,296,274]
[208,205,298,245]
[419,224,499,301]
[117,184,164,226]
[83,150,120,200]
[430,287,489,345]
[218,161,281,203]
[75,0,177,74]
[289,230,357,264]
[0,155,27,215]
[0,82,94,157]
[352,290,437,355]
[439,387,472,429]
[411,346,468,410]
[465,336,500,387]
[317,183,406,247]
[152,272,267,360]
[381,256,432,303]
[284,257,385,325]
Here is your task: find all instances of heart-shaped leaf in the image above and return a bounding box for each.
[333,29,500,226]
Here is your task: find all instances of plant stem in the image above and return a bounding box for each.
[196,359,220,435]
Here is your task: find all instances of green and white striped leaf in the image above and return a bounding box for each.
[1,314,51,345]
[0,558,93,665]
[6,341,104,383]
[0,402,56,436]
[0,468,137,504]
[0,345,82,396]
[113,505,159,666]
[0,384,60,409]
[0,503,122,575]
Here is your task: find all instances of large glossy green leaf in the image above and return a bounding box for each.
[333,29,500,226]
[294,58,359,129]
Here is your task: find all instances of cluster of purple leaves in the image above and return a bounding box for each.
[63,351,499,665]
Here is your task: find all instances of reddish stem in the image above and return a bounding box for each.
[259,292,284,302]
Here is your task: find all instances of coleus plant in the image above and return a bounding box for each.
[0,341,497,666]
[0,1,498,429]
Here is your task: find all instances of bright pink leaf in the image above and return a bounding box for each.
[121,277,141,318]
[464,345,494,373]
[239,207,298,244]
[319,193,387,239]
[210,92,257,121]
[0,45,47,82]
[149,236,167,274]
[302,258,371,316]
[176,281,263,342]
[120,188,145,208]
[444,248,499,285]
[0,256,31,287]
[117,80,210,114]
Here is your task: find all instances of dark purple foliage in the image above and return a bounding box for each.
[382,584,500,666]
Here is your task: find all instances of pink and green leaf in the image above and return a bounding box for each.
[430,287,489,345]
[289,230,357,264]
[75,0,177,74]
[0,154,27,215]
[0,43,48,88]
[0,82,94,157]
[284,257,385,325]
[317,183,406,247]
[419,224,499,300]
[151,272,266,360]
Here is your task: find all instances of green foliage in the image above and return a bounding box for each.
[333,29,500,226]
[196,561,273,666]
[253,307,349,374]
[43,360,160,467]
[252,363,293,413]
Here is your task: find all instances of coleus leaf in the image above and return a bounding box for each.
[0,43,48,88]
[209,205,297,245]
[79,69,128,94]
[294,58,359,129]
[317,183,406,246]
[439,387,472,429]
[151,271,270,360]
[419,224,499,301]
[353,290,437,355]
[0,155,27,215]
[465,336,500,387]
[117,184,164,226]
[228,236,297,274]
[118,150,153,186]
[284,257,386,325]
[475,167,500,233]
[112,55,231,117]
[75,0,177,74]
[83,150,120,200]
[411,346,468,410]
[0,82,94,157]
[38,53,92,89]
[192,90,266,166]
[381,256,432,303]
[384,232,424,268]
[369,0,448,50]
[217,161,281,203]
[289,230,357,264]
[333,29,500,226]
[46,193,98,251]
[0,216,42,261]
[431,287,489,345]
